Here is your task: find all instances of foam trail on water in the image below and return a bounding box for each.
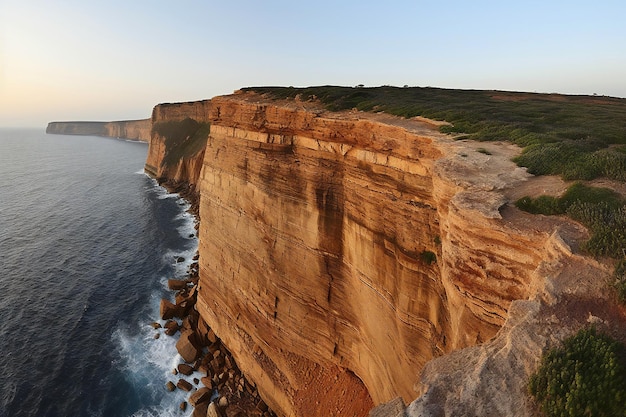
[113,184,200,416]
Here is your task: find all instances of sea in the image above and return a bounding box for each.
[0,129,201,417]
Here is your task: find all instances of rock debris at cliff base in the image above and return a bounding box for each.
[158,256,278,417]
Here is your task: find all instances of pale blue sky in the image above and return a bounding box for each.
[1,0,625,127]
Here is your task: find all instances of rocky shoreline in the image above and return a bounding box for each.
[152,178,277,417]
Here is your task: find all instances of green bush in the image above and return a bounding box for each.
[420,250,437,265]
[515,184,626,258]
[566,202,626,258]
[529,327,626,417]
[515,195,563,215]
[613,259,626,303]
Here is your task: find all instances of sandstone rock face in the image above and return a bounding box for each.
[144,101,211,186]
[46,119,151,142]
[146,92,619,417]
[188,93,579,417]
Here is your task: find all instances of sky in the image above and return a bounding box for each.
[1,0,625,127]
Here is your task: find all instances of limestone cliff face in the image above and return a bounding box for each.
[145,92,617,417]
[46,119,151,142]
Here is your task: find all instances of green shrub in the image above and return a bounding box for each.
[529,327,626,417]
[420,250,437,265]
[566,202,626,258]
[613,259,626,303]
[516,184,626,258]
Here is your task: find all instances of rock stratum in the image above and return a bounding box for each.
[143,91,621,417]
[46,119,151,142]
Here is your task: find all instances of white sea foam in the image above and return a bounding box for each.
[114,311,205,417]
[115,175,202,416]
[163,246,198,278]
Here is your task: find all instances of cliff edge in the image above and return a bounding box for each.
[146,91,622,417]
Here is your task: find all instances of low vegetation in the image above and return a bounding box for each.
[529,327,626,417]
[420,250,437,265]
[515,183,626,258]
[244,86,626,181]
[613,259,626,303]
[152,119,210,168]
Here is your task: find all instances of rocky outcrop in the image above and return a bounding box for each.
[145,91,619,417]
[143,101,211,189]
[46,119,151,142]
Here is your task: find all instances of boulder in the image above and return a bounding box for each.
[164,320,180,336]
[160,299,179,320]
[168,279,188,291]
[189,387,212,407]
[178,363,194,376]
[193,402,209,417]
[206,402,224,417]
[180,401,187,411]
[201,376,214,389]
[176,330,201,362]
[165,381,176,391]
[176,379,193,391]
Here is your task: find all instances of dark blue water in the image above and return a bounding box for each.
[0,129,199,417]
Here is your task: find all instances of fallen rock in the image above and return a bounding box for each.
[165,381,176,392]
[164,320,180,336]
[178,363,194,376]
[168,279,188,291]
[193,401,209,417]
[201,376,214,389]
[189,387,212,407]
[175,256,185,263]
[180,401,187,411]
[176,379,193,391]
[176,330,201,362]
[159,298,179,320]
[150,322,162,329]
[206,402,224,417]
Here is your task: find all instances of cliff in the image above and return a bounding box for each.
[46,119,151,142]
[147,91,621,417]
[144,101,211,189]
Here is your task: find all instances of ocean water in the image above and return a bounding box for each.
[0,129,200,417]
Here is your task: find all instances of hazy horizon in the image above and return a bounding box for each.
[2,0,626,128]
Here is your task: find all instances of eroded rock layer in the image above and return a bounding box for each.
[186,93,567,417]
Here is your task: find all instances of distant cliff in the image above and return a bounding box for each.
[46,119,151,142]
